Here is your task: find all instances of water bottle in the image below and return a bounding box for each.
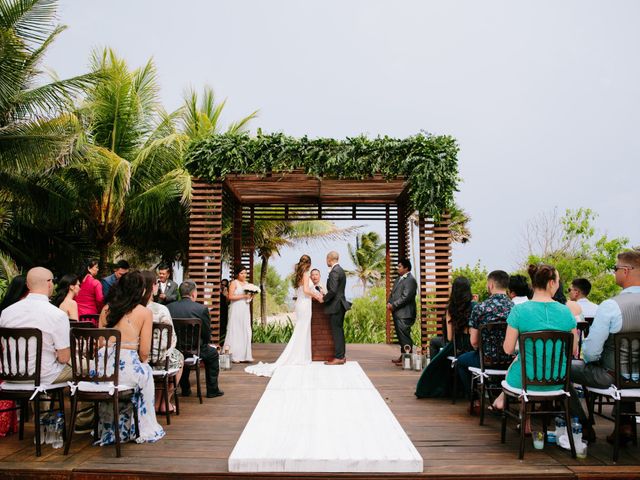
[571,417,582,446]
[51,413,64,449]
[555,416,567,440]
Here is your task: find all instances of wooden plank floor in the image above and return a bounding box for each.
[0,343,638,479]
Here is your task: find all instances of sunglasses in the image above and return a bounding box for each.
[613,265,635,272]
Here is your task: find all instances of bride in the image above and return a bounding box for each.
[245,255,323,377]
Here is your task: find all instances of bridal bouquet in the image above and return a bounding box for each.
[244,284,261,303]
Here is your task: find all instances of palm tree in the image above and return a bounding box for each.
[253,220,358,325]
[346,231,386,295]
[0,0,97,271]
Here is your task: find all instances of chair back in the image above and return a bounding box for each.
[173,318,201,357]
[0,328,42,385]
[452,331,471,357]
[69,321,97,329]
[478,322,511,370]
[576,321,589,355]
[69,328,121,385]
[518,330,573,391]
[614,331,640,389]
[149,323,172,370]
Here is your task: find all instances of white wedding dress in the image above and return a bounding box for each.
[245,281,313,377]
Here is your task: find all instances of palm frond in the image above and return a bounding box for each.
[0,0,58,46]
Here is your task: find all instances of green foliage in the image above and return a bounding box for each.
[452,261,489,301]
[252,319,294,343]
[251,263,289,316]
[344,287,388,343]
[524,208,628,304]
[186,132,460,218]
[346,231,386,294]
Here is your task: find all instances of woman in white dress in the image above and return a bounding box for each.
[224,265,256,363]
[246,255,323,377]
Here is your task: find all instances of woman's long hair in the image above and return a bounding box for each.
[0,275,27,314]
[51,274,79,307]
[105,271,145,328]
[447,276,473,333]
[292,255,312,289]
[140,270,156,305]
[79,259,98,279]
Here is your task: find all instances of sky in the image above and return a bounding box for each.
[45,0,640,292]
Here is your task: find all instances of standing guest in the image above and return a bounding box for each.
[223,265,255,363]
[167,280,224,398]
[0,274,27,437]
[456,270,513,409]
[508,274,531,305]
[154,263,178,305]
[387,259,418,364]
[51,274,80,320]
[219,278,229,344]
[97,271,165,445]
[569,250,640,444]
[310,268,326,294]
[76,259,104,320]
[141,271,184,413]
[568,278,599,318]
[101,259,130,299]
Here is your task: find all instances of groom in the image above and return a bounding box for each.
[321,251,351,365]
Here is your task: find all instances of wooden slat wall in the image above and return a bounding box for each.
[385,204,400,344]
[188,180,223,343]
[419,214,452,347]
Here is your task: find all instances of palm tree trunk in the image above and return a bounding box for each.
[98,243,110,277]
[260,255,269,326]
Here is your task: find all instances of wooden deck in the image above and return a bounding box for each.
[1,343,638,480]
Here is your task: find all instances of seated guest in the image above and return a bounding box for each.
[456,270,513,410]
[101,259,129,299]
[51,274,80,321]
[553,280,583,320]
[167,280,224,398]
[141,271,184,413]
[570,250,640,444]
[97,271,165,445]
[492,264,578,429]
[154,263,178,305]
[569,278,598,318]
[76,259,103,319]
[0,275,28,314]
[508,274,531,305]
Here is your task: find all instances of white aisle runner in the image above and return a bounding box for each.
[228,362,423,473]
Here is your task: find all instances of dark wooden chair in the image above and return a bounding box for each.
[64,328,139,458]
[585,331,640,462]
[0,327,67,456]
[468,322,512,425]
[69,321,96,329]
[79,314,100,326]
[576,321,589,357]
[150,323,180,424]
[173,318,203,404]
[501,330,576,459]
[446,331,470,404]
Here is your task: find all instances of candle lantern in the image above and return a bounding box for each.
[402,345,413,370]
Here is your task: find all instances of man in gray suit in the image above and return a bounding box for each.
[321,251,351,365]
[154,262,178,305]
[387,258,418,364]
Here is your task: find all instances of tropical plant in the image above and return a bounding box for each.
[251,318,294,343]
[251,263,290,318]
[346,231,386,294]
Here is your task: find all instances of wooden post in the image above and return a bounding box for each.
[188,179,223,343]
[232,202,243,273]
[385,205,392,344]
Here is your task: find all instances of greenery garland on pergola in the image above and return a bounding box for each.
[186,131,459,218]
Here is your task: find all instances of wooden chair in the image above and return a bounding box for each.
[69,321,96,329]
[501,330,576,459]
[64,328,139,458]
[576,321,589,357]
[150,323,180,424]
[173,318,203,404]
[79,314,100,326]
[585,332,640,462]
[446,332,470,404]
[468,322,511,425]
[0,328,67,456]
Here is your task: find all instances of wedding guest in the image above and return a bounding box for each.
[76,259,104,321]
[310,268,325,294]
[219,278,229,344]
[101,259,129,299]
[568,278,599,318]
[554,280,583,320]
[0,275,27,314]
[51,274,80,320]
[223,265,255,363]
[388,259,418,364]
[508,274,531,305]
[97,271,165,444]
[141,271,184,413]
[154,263,178,305]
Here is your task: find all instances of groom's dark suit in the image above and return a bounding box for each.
[323,263,351,359]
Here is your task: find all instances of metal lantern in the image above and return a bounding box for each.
[402,345,413,370]
[413,347,423,371]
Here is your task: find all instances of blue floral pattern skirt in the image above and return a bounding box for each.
[95,348,165,445]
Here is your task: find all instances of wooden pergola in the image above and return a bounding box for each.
[187,170,452,348]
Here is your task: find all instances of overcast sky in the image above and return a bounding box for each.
[46,0,640,288]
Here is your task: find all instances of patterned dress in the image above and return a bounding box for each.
[94,347,165,445]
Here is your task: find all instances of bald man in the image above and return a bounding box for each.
[321,251,351,365]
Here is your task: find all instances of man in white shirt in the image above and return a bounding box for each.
[568,278,598,318]
[508,274,531,305]
[0,267,70,384]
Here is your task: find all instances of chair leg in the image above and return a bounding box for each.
[501,394,508,444]
[613,400,621,462]
[58,390,66,443]
[469,376,475,414]
[173,376,180,416]
[196,363,203,404]
[564,400,576,459]
[164,376,171,425]
[113,395,121,458]
[64,395,79,455]
[451,364,457,404]
[93,402,99,441]
[586,391,595,426]
[479,382,486,426]
[34,396,41,457]
[519,400,526,460]
[18,399,25,440]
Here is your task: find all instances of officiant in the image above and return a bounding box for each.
[310,268,326,294]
